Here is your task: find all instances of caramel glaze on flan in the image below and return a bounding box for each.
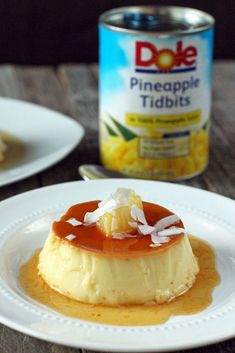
[38,200,199,306]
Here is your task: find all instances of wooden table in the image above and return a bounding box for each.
[0,61,234,353]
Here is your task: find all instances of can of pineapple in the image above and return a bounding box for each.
[99,6,214,180]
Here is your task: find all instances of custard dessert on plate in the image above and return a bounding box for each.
[38,188,199,306]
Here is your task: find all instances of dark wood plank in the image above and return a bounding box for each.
[176,339,235,353]
[0,180,39,202]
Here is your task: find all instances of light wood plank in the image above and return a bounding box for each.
[35,64,99,186]
[201,61,235,198]
[13,66,72,114]
[57,64,98,130]
[0,326,50,353]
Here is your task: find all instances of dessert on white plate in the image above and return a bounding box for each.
[38,188,199,306]
[0,180,224,349]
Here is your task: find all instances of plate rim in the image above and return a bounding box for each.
[0,313,234,353]
[0,179,235,352]
[0,97,84,187]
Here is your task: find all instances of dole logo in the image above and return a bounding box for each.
[135,40,197,72]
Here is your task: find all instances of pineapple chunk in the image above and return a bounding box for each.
[97,188,142,237]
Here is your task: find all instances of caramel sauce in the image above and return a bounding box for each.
[53,201,184,257]
[19,236,220,326]
[0,130,25,170]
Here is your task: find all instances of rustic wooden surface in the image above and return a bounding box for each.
[0,61,235,353]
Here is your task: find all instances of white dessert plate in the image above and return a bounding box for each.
[0,179,235,352]
[0,97,84,187]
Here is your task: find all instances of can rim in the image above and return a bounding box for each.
[99,6,214,36]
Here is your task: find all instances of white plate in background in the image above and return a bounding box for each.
[0,97,84,187]
[0,179,235,351]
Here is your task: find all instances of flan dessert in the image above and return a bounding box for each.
[0,134,6,162]
[38,188,199,306]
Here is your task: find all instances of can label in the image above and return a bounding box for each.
[99,26,213,180]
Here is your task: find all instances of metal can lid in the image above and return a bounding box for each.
[99,6,214,35]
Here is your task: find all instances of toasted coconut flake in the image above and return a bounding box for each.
[98,188,132,209]
[150,231,169,247]
[112,232,137,239]
[66,218,82,226]
[151,232,169,244]
[82,190,183,248]
[111,188,134,206]
[84,198,116,224]
[138,224,156,235]
[131,205,147,225]
[65,234,76,241]
[158,226,185,237]
[149,243,162,247]
[154,214,180,232]
[84,188,142,232]
[112,233,125,239]
[128,221,138,229]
